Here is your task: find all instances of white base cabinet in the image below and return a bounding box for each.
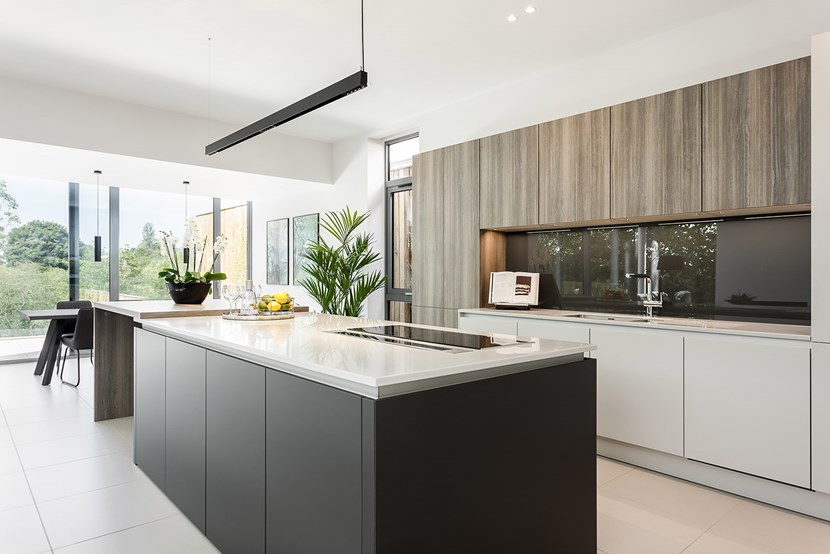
[592,326,684,456]
[812,342,830,493]
[457,312,518,335]
[685,335,811,488]
[516,319,590,346]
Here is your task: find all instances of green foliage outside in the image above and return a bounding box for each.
[6,220,69,270]
[299,207,386,317]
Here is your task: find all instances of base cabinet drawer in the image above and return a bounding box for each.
[457,313,518,335]
[516,319,590,346]
[685,335,810,487]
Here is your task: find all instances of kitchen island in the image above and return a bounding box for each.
[134,313,596,554]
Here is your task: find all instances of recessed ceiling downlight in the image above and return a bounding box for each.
[525,6,536,13]
[507,14,518,22]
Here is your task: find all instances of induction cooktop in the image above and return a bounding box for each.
[348,325,503,350]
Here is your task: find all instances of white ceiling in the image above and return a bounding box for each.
[0,0,756,144]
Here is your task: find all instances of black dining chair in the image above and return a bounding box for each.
[55,300,92,336]
[58,307,94,387]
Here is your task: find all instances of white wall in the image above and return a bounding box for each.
[414,0,830,152]
[0,74,333,185]
[250,135,386,319]
[812,31,830,343]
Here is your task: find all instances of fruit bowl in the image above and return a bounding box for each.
[256,293,294,316]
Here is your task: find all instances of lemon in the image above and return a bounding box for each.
[268,301,280,312]
[274,292,290,304]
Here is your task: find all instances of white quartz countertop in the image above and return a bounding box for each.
[137,313,595,399]
[95,299,229,319]
[459,308,811,341]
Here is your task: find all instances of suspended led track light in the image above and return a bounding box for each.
[205,0,368,156]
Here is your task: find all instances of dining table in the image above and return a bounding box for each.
[19,308,80,386]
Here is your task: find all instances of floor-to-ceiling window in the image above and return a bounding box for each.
[384,134,418,322]
[0,177,69,338]
[0,176,251,350]
[119,188,214,301]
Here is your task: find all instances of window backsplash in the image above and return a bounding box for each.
[505,215,810,325]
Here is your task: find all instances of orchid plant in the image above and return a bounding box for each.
[158,218,228,284]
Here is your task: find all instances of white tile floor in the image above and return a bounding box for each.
[2,357,830,553]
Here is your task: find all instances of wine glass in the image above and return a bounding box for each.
[222,284,237,314]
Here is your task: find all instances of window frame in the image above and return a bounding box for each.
[384,133,418,319]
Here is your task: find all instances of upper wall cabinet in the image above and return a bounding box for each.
[480,126,539,228]
[412,141,481,322]
[539,108,611,225]
[412,149,445,309]
[611,86,702,219]
[703,57,811,211]
[442,141,480,310]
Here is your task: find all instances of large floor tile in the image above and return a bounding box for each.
[0,504,52,554]
[38,479,180,549]
[53,514,220,554]
[16,427,129,470]
[597,456,632,487]
[26,450,145,503]
[0,445,22,475]
[597,494,702,554]
[683,500,830,554]
[0,471,34,512]
[3,402,93,426]
[0,425,13,448]
[10,415,113,446]
[104,416,134,446]
[599,468,739,531]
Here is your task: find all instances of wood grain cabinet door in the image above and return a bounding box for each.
[412,149,444,309]
[611,86,702,219]
[442,140,480,310]
[703,57,810,211]
[539,108,610,225]
[480,126,539,228]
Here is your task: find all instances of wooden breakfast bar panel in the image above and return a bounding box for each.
[93,300,230,421]
[94,309,135,421]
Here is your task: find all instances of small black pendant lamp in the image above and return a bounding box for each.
[182,181,190,267]
[93,170,102,262]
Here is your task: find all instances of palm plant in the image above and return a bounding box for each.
[298,207,386,317]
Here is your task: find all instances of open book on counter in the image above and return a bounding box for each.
[488,272,540,306]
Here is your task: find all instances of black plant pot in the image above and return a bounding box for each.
[166,282,212,304]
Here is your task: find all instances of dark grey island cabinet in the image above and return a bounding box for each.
[133,327,597,554]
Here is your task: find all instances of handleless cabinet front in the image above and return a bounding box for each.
[164,338,206,532]
[266,370,362,554]
[134,329,166,490]
[685,335,810,487]
[206,352,265,554]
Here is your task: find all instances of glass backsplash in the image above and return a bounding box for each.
[505,215,810,325]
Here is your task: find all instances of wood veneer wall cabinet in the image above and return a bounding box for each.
[611,86,702,218]
[412,149,444,309]
[412,141,481,326]
[480,126,539,228]
[703,57,811,211]
[443,141,480,310]
[539,109,611,224]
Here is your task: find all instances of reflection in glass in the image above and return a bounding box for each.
[391,189,412,289]
[516,216,809,324]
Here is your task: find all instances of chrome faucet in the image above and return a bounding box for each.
[625,273,662,318]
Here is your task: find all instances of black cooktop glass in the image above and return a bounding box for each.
[351,325,501,350]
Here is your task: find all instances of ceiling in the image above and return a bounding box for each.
[0,0,757,144]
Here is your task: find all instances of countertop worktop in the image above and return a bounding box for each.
[459,308,811,341]
[95,299,229,319]
[138,313,595,399]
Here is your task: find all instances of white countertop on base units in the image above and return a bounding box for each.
[459,308,810,341]
[138,313,595,399]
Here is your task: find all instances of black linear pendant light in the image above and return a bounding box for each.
[93,170,102,262]
[205,0,368,155]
